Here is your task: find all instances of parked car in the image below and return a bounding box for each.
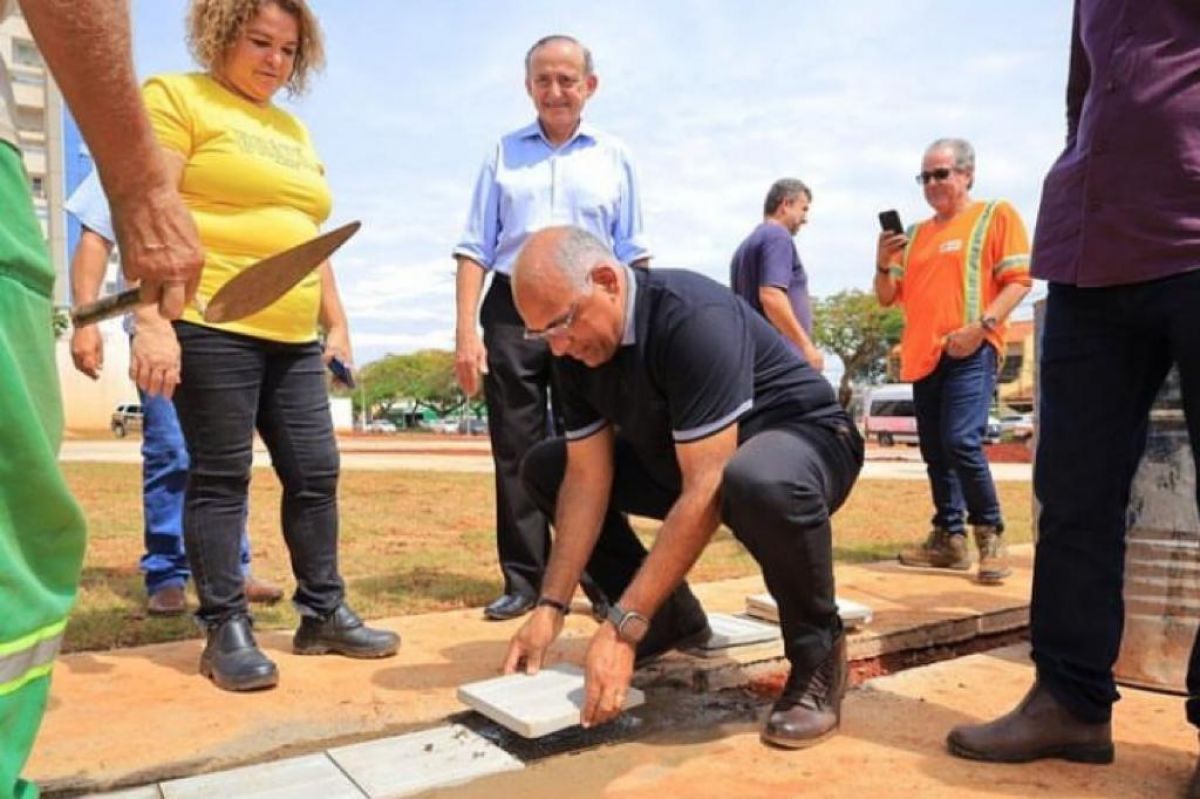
[459,418,489,436]
[984,415,1003,445]
[365,419,397,433]
[431,418,461,434]
[999,413,1035,441]
[110,403,143,438]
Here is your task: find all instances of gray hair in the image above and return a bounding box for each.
[550,227,611,291]
[525,34,594,76]
[763,178,812,216]
[926,137,976,187]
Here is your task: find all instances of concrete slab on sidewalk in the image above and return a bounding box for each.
[29,547,1034,795]
[326,724,522,797]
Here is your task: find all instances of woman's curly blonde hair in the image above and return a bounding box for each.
[187,0,325,96]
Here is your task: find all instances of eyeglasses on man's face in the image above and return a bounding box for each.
[916,167,958,185]
[523,300,581,341]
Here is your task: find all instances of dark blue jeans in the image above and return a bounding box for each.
[1031,272,1200,726]
[912,345,1002,534]
[138,386,250,595]
[172,322,344,625]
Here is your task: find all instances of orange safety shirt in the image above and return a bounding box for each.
[887,200,1031,382]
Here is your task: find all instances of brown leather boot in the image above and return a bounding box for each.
[244,575,284,604]
[946,681,1113,764]
[974,524,1011,585]
[898,528,970,570]
[147,585,187,616]
[761,635,846,749]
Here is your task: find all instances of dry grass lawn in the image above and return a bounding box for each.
[63,462,1032,653]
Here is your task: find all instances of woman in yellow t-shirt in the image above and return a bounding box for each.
[133,0,398,693]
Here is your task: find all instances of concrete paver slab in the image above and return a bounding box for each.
[158,754,363,799]
[327,724,522,798]
[745,594,875,628]
[689,613,779,657]
[457,663,645,738]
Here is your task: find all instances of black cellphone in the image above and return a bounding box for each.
[878,209,904,235]
[328,356,355,389]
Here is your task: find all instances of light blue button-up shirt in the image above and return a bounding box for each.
[453,120,651,275]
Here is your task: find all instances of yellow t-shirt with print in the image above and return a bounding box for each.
[142,73,332,342]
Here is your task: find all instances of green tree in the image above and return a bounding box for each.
[355,349,471,421]
[813,289,905,407]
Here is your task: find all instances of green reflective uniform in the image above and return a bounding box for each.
[0,141,87,799]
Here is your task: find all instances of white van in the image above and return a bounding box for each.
[863,383,918,447]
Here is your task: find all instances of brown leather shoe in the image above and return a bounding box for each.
[761,635,846,749]
[974,525,1011,585]
[898,528,970,570]
[147,585,187,616]
[947,681,1114,764]
[244,575,283,605]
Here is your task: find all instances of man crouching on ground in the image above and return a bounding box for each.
[501,225,863,748]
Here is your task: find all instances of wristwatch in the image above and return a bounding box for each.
[605,603,650,645]
[979,314,999,333]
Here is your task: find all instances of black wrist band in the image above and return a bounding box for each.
[535,596,570,615]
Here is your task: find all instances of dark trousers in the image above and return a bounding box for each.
[481,278,556,599]
[913,345,1002,533]
[172,322,344,625]
[1032,272,1200,726]
[521,422,863,673]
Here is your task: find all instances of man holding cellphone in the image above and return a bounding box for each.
[729,178,824,370]
[873,138,1031,585]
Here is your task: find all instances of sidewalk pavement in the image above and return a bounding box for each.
[31,548,1037,796]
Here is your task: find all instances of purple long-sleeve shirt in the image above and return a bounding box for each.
[1031,0,1200,287]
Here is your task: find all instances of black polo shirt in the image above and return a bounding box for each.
[556,267,847,482]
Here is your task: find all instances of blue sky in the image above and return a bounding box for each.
[131,1,1075,365]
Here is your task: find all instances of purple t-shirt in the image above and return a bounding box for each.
[1031,0,1200,287]
[729,222,813,345]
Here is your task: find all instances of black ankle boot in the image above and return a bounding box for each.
[293,603,399,658]
[200,615,278,692]
[635,584,711,665]
[761,634,847,749]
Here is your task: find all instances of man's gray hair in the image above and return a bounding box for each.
[926,137,975,172]
[525,34,594,76]
[763,178,812,216]
[546,227,611,291]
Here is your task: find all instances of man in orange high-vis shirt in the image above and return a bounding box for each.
[874,138,1031,585]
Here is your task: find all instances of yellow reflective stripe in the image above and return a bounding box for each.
[0,663,55,697]
[0,621,67,697]
[995,254,1030,274]
[0,619,66,657]
[963,202,999,326]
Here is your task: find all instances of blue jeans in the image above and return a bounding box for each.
[912,345,1002,534]
[138,387,250,595]
[171,322,344,624]
[1031,272,1200,726]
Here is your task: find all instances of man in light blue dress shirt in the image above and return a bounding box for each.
[453,35,651,620]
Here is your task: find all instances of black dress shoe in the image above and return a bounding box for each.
[483,593,536,621]
[294,603,400,658]
[199,615,278,692]
[761,634,846,749]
